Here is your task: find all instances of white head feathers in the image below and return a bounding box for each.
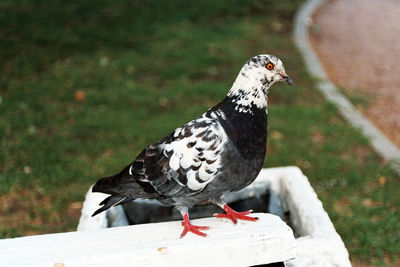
[228,54,292,112]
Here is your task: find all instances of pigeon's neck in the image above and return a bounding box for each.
[227,67,270,112]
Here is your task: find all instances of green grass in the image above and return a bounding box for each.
[0,0,399,265]
[337,86,375,110]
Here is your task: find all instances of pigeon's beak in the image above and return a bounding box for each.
[280,73,294,86]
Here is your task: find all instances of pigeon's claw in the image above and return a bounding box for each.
[214,204,258,224]
[180,213,209,238]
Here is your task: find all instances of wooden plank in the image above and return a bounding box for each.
[0,213,295,267]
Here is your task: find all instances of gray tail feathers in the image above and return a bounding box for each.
[92,195,132,217]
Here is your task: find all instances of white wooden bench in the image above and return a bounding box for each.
[0,213,295,267]
[0,166,352,267]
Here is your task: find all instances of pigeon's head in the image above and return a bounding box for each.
[228,54,293,110]
[245,54,293,87]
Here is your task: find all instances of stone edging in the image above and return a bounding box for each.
[294,0,400,176]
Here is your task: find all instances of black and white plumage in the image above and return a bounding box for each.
[92,54,293,237]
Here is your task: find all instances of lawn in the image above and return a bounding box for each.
[0,0,399,265]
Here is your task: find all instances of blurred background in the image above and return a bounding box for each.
[0,0,398,266]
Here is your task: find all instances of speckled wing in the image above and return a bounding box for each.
[130,112,228,197]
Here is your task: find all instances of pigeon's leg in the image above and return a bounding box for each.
[212,200,258,224]
[177,206,209,238]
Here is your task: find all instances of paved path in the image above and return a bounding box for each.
[294,0,400,175]
[309,0,400,147]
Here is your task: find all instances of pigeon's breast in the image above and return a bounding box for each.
[216,140,265,191]
[217,105,268,160]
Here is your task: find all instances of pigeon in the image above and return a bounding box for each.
[92,54,293,237]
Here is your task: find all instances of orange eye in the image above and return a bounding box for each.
[266,63,274,70]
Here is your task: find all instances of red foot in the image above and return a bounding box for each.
[214,204,258,224]
[180,213,209,238]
